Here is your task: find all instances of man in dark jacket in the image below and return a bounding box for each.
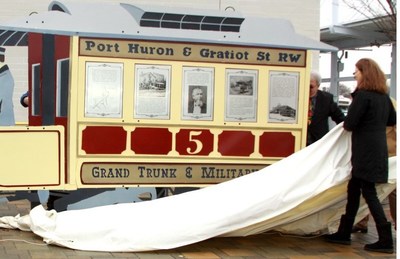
[307,71,345,145]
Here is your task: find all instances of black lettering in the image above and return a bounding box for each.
[107,168,115,178]
[90,167,130,178]
[170,168,177,178]
[235,51,249,60]
[85,40,96,51]
[227,168,236,178]
[257,51,270,61]
[115,168,123,178]
[92,166,99,177]
[200,49,248,60]
[137,166,177,178]
[288,54,301,62]
[200,48,210,58]
[183,47,192,56]
[124,168,130,177]
[161,168,168,178]
[186,167,193,178]
[279,53,289,62]
[146,168,153,177]
[216,168,226,178]
[100,168,107,178]
[128,43,140,53]
[201,167,215,178]
[114,43,120,52]
[138,166,145,177]
[127,44,174,56]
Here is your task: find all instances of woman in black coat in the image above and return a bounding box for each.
[324,58,396,254]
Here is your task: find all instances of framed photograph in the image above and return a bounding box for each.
[84,62,123,118]
[225,69,258,122]
[182,67,214,120]
[134,64,171,119]
[268,71,299,124]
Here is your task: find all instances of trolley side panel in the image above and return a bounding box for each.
[0,126,64,189]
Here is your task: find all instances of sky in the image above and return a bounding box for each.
[320,0,390,27]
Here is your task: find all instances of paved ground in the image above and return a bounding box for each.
[0,194,396,259]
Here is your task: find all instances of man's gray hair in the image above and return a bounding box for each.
[310,70,321,86]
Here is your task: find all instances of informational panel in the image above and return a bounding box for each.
[268,71,299,124]
[225,69,258,122]
[134,64,171,119]
[182,66,214,121]
[85,62,123,118]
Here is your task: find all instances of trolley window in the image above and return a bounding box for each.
[56,58,70,117]
[31,63,41,116]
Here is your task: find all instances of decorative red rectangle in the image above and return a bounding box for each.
[131,127,172,155]
[259,132,295,157]
[218,131,254,156]
[82,126,127,154]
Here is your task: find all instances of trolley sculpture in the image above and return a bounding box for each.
[0,1,336,210]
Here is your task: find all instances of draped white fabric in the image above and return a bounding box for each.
[0,124,396,252]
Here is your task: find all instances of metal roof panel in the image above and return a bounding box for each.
[0,0,337,51]
[320,15,394,50]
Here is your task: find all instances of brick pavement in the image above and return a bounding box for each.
[0,195,396,259]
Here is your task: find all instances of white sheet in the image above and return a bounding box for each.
[0,124,396,252]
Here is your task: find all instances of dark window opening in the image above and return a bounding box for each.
[142,12,164,20]
[221,25,241,32]
[32,64,41,116]
[202,16,224,24]
[57,59,69,117]
[223,17,244,25]
[161,21,181,29]
[163,13,184,22]
[140,20,161,27]
[182,23,201,30]
[201,24,220,31]
[183,15,204,23]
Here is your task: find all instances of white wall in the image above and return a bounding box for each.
[0,0,320,122]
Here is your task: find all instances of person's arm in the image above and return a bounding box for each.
[329,96,346,124]
[387,97,396,127]
[343,92,366,131]
[20,91,28,108]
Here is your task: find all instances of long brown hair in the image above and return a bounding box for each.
[355,58,388,94]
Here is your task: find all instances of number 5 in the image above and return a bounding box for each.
[187,131,203,154]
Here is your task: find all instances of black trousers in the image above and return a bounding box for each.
[345,177,388,226]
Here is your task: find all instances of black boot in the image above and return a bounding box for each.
[324,215,354,245]
[364,222,394,254]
